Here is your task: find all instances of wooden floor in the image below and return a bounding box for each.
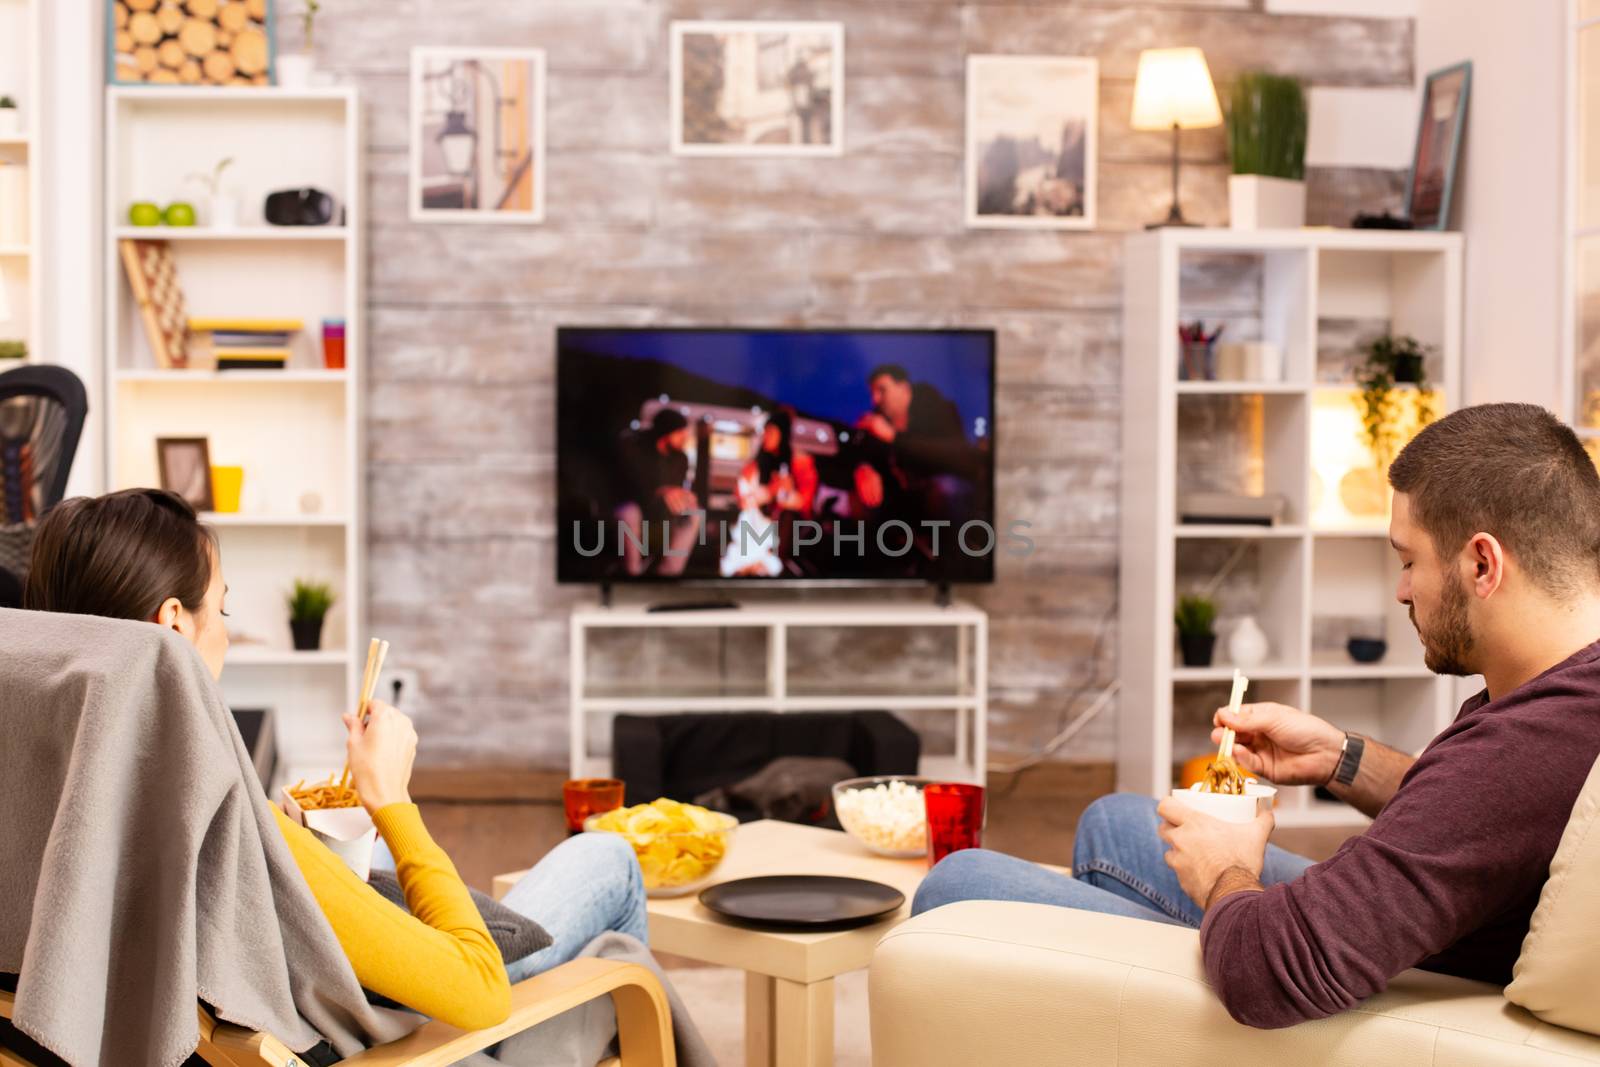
[412,763,1361,893]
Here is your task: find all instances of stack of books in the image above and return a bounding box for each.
[189,317,304,371]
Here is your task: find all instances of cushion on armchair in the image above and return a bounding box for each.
[1506,752,1600,1036]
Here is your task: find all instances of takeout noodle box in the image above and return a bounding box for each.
[1169,782,1277,824]
[281,784,378,880]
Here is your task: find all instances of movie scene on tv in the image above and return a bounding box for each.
[557,329,996,583]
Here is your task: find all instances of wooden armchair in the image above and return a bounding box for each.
[0,957,674,1067]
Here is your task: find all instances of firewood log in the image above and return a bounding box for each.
[185,0,218,17]
[179,58,202,83]
[127,0,157,11]
[245,0,265,19]
[179,16,216,56]
[231,28,268,75]
[158,39,185,68]
[155,3,183,33]
[217,2,247,32]
[202,50,236,82]
[115,29,135,53]
[128,10,161,44]
[113,2,130,28]
[149,68,181,84]
[134,45,159,73]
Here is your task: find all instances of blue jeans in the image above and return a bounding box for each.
[371,830,650,980]
[912,793,1315,927]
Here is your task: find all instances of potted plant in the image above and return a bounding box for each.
[0,340,25,365]
[287,578,336,651]
[1227,72,1307,229]
[1355,333,1438,470]
[277,1,321,89]
[187,157,237,229]
[1175,594,1219,668]
[0,96,17,136]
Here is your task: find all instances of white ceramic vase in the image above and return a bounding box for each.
[1228,615,1271,669]
[208,194,240,229]
[276,53,315,89]
[1228,175,1306,230]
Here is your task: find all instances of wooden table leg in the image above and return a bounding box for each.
[746,972,776,1067]
[774,976,834,1067]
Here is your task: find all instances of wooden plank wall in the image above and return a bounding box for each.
[296,0,1414,766]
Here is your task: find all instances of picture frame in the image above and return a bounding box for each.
[410,46,547,224]
[965,55,1099,230]
[106,0,277,87]
[671,20,845,157]
[1404,61,1472,232]
[156,436,215,512]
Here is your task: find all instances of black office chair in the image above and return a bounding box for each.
[0,365,89,607]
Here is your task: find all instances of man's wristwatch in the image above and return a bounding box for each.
[1328,732,1365,787]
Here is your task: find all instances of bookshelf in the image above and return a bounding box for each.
[1120,228,1464,827]
[104,86,365,773]
[0,0,42,365]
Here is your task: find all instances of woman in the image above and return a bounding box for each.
[23,487,649,1031]
[722,408,818,577]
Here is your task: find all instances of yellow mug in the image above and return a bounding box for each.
[211,465,244,513]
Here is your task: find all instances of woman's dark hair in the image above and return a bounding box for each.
[757,407,794,481]
[24,488,217,620]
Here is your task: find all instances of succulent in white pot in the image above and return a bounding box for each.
[1226,72,1308,230]
[276,1,321,88]
[188,157,239,229]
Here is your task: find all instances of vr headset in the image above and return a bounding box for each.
[264,187,339,227]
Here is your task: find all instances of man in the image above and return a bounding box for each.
[615,407,701,577]
[852,363,981,526]
[914,403,1600,1028]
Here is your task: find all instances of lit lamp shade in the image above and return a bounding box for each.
[1130,47,1223,131]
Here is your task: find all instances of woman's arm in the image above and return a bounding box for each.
[273,803,511,1030]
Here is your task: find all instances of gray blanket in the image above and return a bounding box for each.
[0,609,421,1066]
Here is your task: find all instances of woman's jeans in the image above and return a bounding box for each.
[371,829,650,980]
[912,792,1315,927]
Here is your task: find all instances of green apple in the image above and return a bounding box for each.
[127,201,162,227]
[162,201,197,227]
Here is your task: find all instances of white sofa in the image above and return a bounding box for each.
[869,900,1600,1066]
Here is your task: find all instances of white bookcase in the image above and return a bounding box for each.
[569,602,988,785]
[1120,228,1464,827]
[0,0,42,362]
[104,86,365,774]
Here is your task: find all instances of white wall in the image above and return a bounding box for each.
[1416,0,1565,411]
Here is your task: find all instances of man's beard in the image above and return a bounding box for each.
[1411,574,1475,676]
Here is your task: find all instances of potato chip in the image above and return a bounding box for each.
[585,798,735,891]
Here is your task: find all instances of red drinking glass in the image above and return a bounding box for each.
[924,782,986,867]
[563,778,625,833]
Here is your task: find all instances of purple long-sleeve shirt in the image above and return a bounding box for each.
[1200,638,1600,1029]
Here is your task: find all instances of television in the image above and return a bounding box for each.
[556,327,998,585]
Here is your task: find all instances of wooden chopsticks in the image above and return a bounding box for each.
[339,637,389,789]
[1218,668,1248,762]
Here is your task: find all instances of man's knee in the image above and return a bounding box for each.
[571,830,641,883]
[1074,793,1160,865]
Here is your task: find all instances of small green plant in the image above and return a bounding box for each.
[187,157,234,199]
[1228,72,1307,180]
[1355,334,1438,469]
[1174,595,1218,638]
[0,340,26,360]
[302,0,322,51]
[287,578,336,622]
[0,97,15,109]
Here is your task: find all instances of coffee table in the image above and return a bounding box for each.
[494,819,938,1067]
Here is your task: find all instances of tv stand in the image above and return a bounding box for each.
[568,600,988,784]
[934,582,953,607]
[647,598,740,613]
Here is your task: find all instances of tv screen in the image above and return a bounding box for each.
[556,328,997,584]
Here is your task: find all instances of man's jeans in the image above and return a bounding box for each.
[912,793,1315,927]
[372,828,650,980]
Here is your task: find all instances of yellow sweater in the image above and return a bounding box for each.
[272,802,512,1031]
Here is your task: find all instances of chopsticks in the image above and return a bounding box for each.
[1218,668,1248,762]
[339,637,389,789]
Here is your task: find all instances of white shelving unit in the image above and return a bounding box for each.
[104,86,365,773]
[1120,228,1463,827]
[569,602,989,785]
[0,0,42,363]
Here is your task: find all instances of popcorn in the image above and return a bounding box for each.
[836,779,928,854]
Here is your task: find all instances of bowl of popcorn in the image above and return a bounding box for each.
[585,798,739,897]
[832,776,936,858]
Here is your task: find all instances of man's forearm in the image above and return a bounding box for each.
[1206,865,1264,910]
[1326,733,1415,818]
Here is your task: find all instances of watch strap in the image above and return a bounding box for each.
[1333,733,1365,787]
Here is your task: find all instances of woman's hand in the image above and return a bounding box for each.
[343,699,417,817]
[1210,701,1344,786]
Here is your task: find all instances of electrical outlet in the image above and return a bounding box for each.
[378,666,423,710]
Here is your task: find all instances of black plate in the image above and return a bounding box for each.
[698,875,906,931]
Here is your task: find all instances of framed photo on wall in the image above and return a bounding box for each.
[410,46,546,223]
[965,55,1098,230]
[1405,61,1471,232]
[156,437,214,512]
[671,21,844,157]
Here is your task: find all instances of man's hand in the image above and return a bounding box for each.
[854,464,884,508]
[658,487,697,515]
[1210,702,1345,787]
[343,699,417,818]
[1157,798,1274,909]
[855,413,897,443]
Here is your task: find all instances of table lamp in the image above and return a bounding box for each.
[1131,47,1223,228]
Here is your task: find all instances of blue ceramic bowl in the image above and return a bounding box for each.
[1347,637,1388,664]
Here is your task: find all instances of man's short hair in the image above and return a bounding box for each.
[1388,403,1600,597]
[868,364,910,385]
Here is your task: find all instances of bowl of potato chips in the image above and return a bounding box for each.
[585,798,739,897]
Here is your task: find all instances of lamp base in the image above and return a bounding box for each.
[1146,203,1199,229]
